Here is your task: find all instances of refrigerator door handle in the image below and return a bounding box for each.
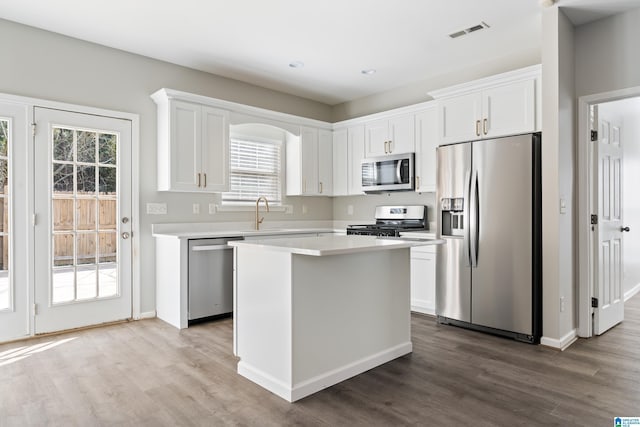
[463,168,472,267]
[470,169,479,268]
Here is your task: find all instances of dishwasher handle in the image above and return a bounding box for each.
[191,245,234,252]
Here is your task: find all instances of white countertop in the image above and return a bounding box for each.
[398,230,437,239]
[152,222,339,239]
[229,234,444,257]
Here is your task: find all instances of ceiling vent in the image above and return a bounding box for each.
[449,22,490,39]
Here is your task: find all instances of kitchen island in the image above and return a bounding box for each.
[229,235,443,402]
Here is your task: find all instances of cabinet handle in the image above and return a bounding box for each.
[388,140,393,153]
[384,141,388,154]
[204,173,207,188]
[416,176,420,189]
[483,118,488,135]
[197,173,201,187]
[319,182,323,193]
[303,178,307,193]
[475,120,481,137]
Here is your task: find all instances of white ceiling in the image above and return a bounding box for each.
[0,0,637,105]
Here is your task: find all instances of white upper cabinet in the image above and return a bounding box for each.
[152,92,229,192]
[332,129,348,196]
[365,114,415,157]
[286,126,332,196]
[348,125,365,195]
[414,105,438,193]
[317,129,333,196]
[431,65,541,146]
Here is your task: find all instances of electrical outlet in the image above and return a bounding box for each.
[209,203,216,214]
[192,203,200,214]
[146,203,167,215]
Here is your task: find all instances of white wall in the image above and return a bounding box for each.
[541,6,575,344]
[599,98,640,295]
[0,18,335,315]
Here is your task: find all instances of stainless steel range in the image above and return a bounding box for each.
[346,205,428,237]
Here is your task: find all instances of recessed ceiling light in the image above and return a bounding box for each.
[289,61,304,69]
[361,69,376,75]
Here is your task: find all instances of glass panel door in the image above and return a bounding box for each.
[34,108,132,334]
[0,102,29,342]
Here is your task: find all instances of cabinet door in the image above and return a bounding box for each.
[317,130,333,196]
[482,79,535,139]
[200,106,229,192]
[332,129,348,196]
[414,107,438,192]
[410,247,436,315]
[388,114,415,154]
[348,125,365,195]
[439,92,482,145]
[364,118,389,157]
[170,100,202,191]
[300,127,319,195]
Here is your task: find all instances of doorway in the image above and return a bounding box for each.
[578,87,640,338]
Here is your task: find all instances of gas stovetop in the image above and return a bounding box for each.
[346,205,428,237]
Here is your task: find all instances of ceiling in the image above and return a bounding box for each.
[0,0,637,105]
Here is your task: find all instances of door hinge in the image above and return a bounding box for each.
[591,297,598,308]
[590,214,598,225]
[32,122,36,137]
[590,130,598,141]
[33,303,38,315]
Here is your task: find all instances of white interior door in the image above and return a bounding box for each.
[593,105,624,335]
[34,107,132,334]
[0,102,29,342]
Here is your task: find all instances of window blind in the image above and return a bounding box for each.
[222,138,282,204]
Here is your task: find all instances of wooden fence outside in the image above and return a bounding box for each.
[53,198,117,265]
[0,197,117,269]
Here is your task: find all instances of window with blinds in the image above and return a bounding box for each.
[222,138,282,205]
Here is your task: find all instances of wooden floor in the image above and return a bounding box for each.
[2,296,639,426]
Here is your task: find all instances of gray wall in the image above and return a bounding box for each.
[541,6,575,342]
[332,47,541,121]
[0,18,334,315]
[575,7,640,99]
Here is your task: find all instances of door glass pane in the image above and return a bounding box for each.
[0,119,7,310]
[50,126,118,305]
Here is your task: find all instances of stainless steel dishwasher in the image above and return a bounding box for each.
[188,237,243,321]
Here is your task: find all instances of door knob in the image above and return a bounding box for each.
[122,232,130,239]
[621,226,631,232]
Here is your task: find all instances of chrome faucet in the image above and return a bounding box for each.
[255,196,270,230]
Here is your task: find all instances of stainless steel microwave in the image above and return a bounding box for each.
[361,153,414,193]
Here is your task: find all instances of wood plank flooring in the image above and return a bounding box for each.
[2,295,639,426]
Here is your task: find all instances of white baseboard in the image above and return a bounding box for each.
[541,329,577,351]
[135,311,156,320]
[624,283,640,301]
[411,299,435,316]
[238,342,413,402]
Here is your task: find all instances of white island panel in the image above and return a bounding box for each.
[233,236,419,402]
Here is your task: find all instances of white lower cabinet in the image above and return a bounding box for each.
[410,245,436,315]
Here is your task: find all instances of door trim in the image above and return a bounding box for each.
[577,85,640,338]
[0,91,141,337]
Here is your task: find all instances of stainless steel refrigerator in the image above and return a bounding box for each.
[436,133,541,343]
